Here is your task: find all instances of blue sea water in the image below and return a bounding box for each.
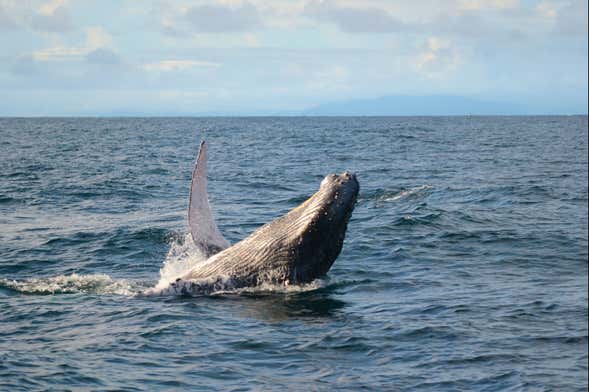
[0,116,587,391]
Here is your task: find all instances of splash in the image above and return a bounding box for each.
[0,273,143,295]
[151,233,210,292]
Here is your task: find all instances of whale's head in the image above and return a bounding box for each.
[318,171,359,227]
[286,171,359,283]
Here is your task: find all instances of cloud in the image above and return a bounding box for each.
[86,26,112,48]
[0,4,19,30]
[32,26,113,61]
[534,0,588,35]
[458,0,518,11]
[555,0,588,35]
[304,0,406,33]
[183,2,260,33]
[30,0,74,32]
[32,46,87,61]
[38,0,66,15]
[426,5,530,40]
[141,60,222,72]
[86,48,120,64]
[1,0,586,115]
[535,1,558,19]
[416,37,462,78]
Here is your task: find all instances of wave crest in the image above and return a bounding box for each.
[381,184,432,202]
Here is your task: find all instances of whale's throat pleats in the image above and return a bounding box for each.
[188,141,230,257]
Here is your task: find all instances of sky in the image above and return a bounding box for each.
[0,0,587,116]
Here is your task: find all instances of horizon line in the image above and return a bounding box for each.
[1,113,588,119]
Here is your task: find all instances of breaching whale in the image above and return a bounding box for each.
[161,141,359,295]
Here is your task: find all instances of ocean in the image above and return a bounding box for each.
[1,116,587,391]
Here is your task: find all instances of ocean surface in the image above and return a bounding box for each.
[0,116,587,391]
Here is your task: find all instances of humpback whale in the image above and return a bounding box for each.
[161,141,359,295]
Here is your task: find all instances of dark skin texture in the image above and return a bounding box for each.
[172,172,359,292]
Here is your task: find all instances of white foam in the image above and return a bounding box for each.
[0,273,142,296]
[219,278,327,295]
[383,185,432,202]
[152,233,209,292]
[147,274,327,297]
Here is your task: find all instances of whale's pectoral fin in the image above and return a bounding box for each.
[188,140,230,257]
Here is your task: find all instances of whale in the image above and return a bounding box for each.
[159,141,359,295]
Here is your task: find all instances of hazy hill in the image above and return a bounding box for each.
[303,95,529,116]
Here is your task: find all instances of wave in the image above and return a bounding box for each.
[380,184,432,202]
[0,194,18,204]
[358,184,433,204]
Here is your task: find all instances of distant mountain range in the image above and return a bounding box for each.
[302,95,583,116]
[87,94,587,117]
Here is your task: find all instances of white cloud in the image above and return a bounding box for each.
[534,0,588,34]
[141,60,222,72]
[38,0,67,16]
[416,37,462,78]
[458,0,518,11]
[0,3,19,30]
[31,0,73,32]
[555,0,588,35]
[31,46,87,61]
[31,26,113,61]
[536,1,559,18]
[86,26,112,48]
[150,0,566,44]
